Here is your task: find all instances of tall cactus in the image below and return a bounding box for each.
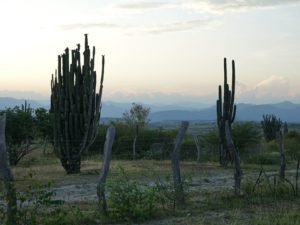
[216,58,242,195]
[51,34,105,174]
[216,58,236,165]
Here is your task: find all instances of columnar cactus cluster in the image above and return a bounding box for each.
[216,58,236,165]
[51,34,105,174]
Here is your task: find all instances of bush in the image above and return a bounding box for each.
[242,171,295,200]
[106,167,191,222]
[0,106,36,165]
[199,128,219,161]
[247,152,280,165]
[232,121,262,152]
[90,122,178,160]
[34,108,53,142]
[200,122,262,161]
[284,130,300,160]
[0,172,64,225]
[107,167,158,222]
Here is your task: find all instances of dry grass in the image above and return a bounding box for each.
[1,147,299,225]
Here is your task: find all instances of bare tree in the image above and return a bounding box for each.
[97,126,115,211]
[123,103,150,160]
[0,115,17,225]
[171,121,189,205]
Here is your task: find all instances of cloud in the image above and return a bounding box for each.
[111,0,300,14]
[59,18,218,34]
[237,75,299,103]
[60,22,123,30]
[58,0,300,33]
[254,75,291,98]
[113,1,174,10]
[138,18,218,34]
[182,0,300,13]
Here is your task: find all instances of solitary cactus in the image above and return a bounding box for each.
[216,58,242,195]
[216,58,236,165]
[51,34,105,174]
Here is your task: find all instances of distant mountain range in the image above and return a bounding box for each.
[1,97,300,122]
[149,101,300,122]
[0,97,47,109]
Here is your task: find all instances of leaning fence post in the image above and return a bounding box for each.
[171,121,189,205]
[0,114,17,225]
[276,129,286,180]
[97,125,115,211]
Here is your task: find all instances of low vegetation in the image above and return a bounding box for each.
[0,121,299,225]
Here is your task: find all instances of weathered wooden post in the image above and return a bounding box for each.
[171,121,189,205]
[296,157,300,196]
[0,115,17,225]
[225,121,242,196]
[97,126,115,211]
[276,129,286,180]
[193,135,201,162]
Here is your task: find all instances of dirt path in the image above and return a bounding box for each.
[52,171,237,202]
[51,168,298,203]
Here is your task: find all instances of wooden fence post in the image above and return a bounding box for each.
[224,120,242,196]
[0,115,17,225]
[171,121,189,205]
[276,129,286,180]
[97,125,115,211]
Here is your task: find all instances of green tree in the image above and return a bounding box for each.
[123,103,150,160]
[34,107,53,153]
[0,103,36,165]
[201,122,262,161]
[284,131,300,160]
[232,121,262,151]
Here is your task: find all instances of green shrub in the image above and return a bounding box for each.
[200,122,262,162]
[242,172,295,200]
[247,152,280,165]
[106,167,191,222]
[0,172,64,225]
[0,106,35,165]
[284,131,300,160]
[232,121,262,152]
[199,129,219,161]
[90,123,178,160]
[107,167,158,222]
[34,107,53,143]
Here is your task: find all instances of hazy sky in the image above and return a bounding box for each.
[0,0,300,104]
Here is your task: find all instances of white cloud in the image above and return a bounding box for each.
[113,1,175,11]
[59,18,218,34]
[237,75,300,103]
[254,75,290,97]
[182,0,300,13]
[111,0,300,14]
[58,0,300,34]
[137,18,218,34]
[60,22,124,30]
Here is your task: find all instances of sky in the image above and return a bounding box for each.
[0,0,300,105]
